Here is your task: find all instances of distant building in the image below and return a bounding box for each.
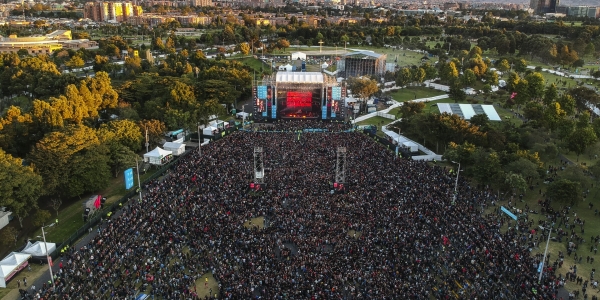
[530,0,560,14]
[564,6,600,18]
[0,30,98,55]
[84,2,143,22]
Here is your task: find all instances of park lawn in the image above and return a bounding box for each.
[236,57,272,75]
[387,86,446,102]
[560,142,600,165]
[195,273,220,299]
[244,216,265,230]
[356,116,394,128]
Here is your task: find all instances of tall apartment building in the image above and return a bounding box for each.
[530,0,560,14]
[84,2,143,22]
[564,6,600,18]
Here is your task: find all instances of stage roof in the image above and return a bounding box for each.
[276,72,324,84]
[344,50,383,59]
[437,103,502,121]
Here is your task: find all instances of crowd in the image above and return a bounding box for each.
[30,121,570,299]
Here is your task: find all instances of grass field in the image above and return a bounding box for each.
[237,57,272,75]
[0,262,48,300]
[387,86,445,102]
[244,216,265,230]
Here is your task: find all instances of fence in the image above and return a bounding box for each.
[376,112,395,120]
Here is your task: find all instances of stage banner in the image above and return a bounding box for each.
[322,106,327,119]
[272,105,277,118]
[124,168,134,189]
[332,87,342,100]
[257,86,268,99]
[262,111,267,117]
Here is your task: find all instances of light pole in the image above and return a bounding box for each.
[197,124,202,155]
[40,225,54,286]
[134,158,143,202]
[538,225,552,283]
[451,161,461,204]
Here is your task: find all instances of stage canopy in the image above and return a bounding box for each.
[163,142,186,156]
[143,147,173,165]
[437,103,502,121]
[0,252,31,288]
[276,72,323,84]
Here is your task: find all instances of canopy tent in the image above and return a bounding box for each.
[203,126,219,137]
[0,252,31,288]
[21,241,56,259]
[163,142,186,156]
[143,147,173,165]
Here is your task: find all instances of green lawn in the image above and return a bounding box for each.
[387,86,446,102]
[237,57,272,75]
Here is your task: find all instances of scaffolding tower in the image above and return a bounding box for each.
[335,147,347,184]
[254,147,264,184]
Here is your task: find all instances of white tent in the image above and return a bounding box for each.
[278,64,293,71]
[143,147,173,165]
[203,126,219,136]
[291,52,306,60]
[163,142,186,156]
[21,241,56,257]
[402,141,419,152]
[0,252,31,288]
[321,62,329,69]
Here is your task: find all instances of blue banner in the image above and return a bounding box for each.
[332,87,342,100]
[500,206,518,221]
[257,86,268,99]
[124,168,134,190]
[262,111,267,117]
[272,105,277,118]
[322,106,327,119]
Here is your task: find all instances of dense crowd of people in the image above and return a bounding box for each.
[29,121,570,299]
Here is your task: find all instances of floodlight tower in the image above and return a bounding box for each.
[335,147,347,184]
[254,147,264,184]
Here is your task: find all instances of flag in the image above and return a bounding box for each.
[94,195,101,209]
[510,92,517,99]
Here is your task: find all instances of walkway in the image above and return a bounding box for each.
[352,94,448,124]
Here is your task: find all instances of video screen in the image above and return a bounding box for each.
[286,91,313,108]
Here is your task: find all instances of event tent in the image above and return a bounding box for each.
[143,147,173,165]
[21,241,56,260]
[0,252,31,288]
[163,142,186,156]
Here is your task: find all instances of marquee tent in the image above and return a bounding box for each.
[21,241,56,260]
[0,252,31,288]
[163,142,186,156]
[143,147,173,165]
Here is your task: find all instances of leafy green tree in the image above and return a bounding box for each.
[524,72,545,100]
[471,149,501,185]
[484,70,499,86]
[547,179,581,205]
[138,119,166,149]
[395,68,412,87]
[32,209,51,227]
[449,81,466,103]
[504,158,540,183]
[506,72,520,92]
[398,101,425,119]
[557,94,576,116]
[502,172,527,195]
[461,69,477,87]
[543,83,558,105]
[513,59,527,73]
[28,124,100,199]
[238,42,251,55]
[440,61,459,83]
[413,67,426,84]
[0,226,19,246]
[0,148,42,228]
[66,145,111,197]
[347,77,379,102]
[496,59,510,74]
[567,126,597,161]
[65,55,84,71]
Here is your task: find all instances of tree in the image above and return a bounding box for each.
[395,68,412,87]
[584,43,596,57]
[543,83,558,105]
[513,59,527,73]
[497,59,510,74]
[28,124,100,199]
[347,77,379,101]
[440,61,459,83]
[0,148,43,228]
[567,126,597,161]
[138,119,166,150]
[65,55,84,70]
[502,172,527,195]
[238,42,251,55]
[0,226,19,246]
[524,72,545,100]
[100,119,143,152]
[557,94,576,116]
[277,39,290,51]
[547,179,581,205]
[471,149,501,185]
[484,70,499,86]
[413,68,426,85]
[461,69,477,87]
[506,72,520,93]
[32,209,51,227]
[398,101,425,119]
[504,158,540,183]
[51,198,62,217]
[448,81,466,103]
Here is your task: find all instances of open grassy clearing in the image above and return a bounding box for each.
[387,86,446,102]
[243,216,265,230]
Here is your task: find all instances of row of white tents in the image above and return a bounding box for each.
[0,241,56,288]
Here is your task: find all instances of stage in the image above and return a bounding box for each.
[253,72,345,121]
